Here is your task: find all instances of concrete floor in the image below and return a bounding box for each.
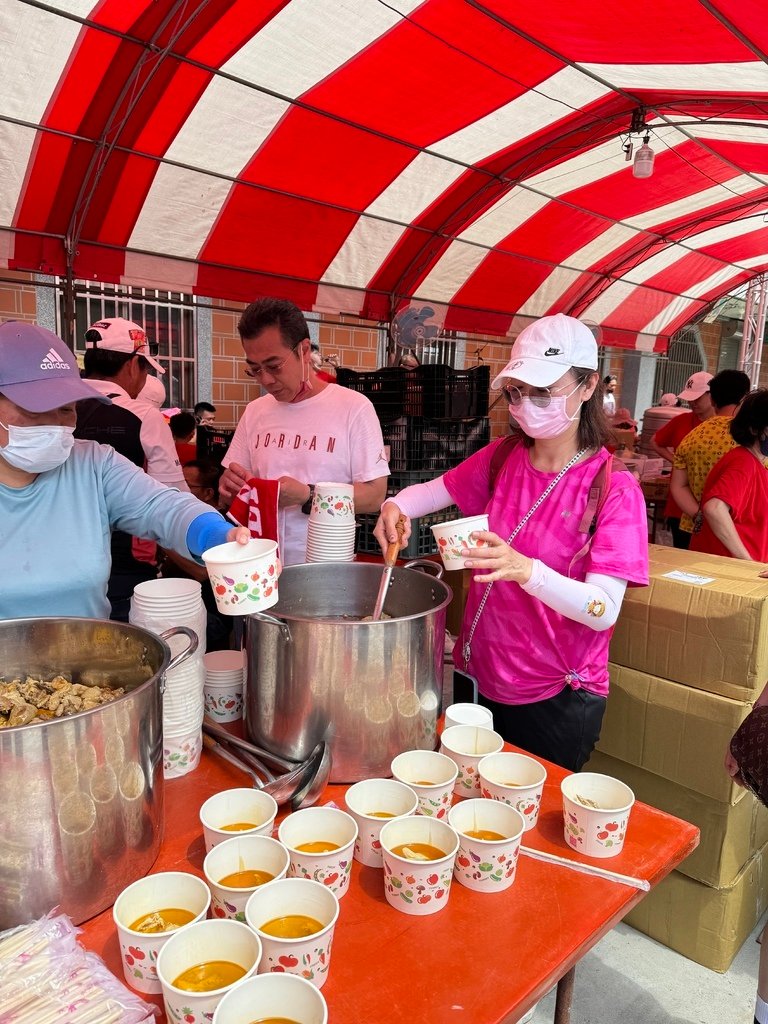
[529,914,765,1024]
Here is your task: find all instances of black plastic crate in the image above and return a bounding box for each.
[355,506,459,558]
[383,417,490,472]
[197,426,235,464]
[404,364,490,419]
[335,367,407,422]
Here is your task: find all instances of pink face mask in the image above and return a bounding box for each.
[508,380,584,439]
[291,346,314,402]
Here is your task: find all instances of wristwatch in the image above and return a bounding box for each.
[301,484,315,515]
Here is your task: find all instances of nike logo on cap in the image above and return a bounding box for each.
[544,347,563,357]
[40,347,70,370]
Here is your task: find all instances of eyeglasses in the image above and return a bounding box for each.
[503,377,586,408]
[243,344,300,380]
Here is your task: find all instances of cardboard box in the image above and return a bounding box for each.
[625,841,768,973]
[610,545,768,701]
[598,664,750,804]
[587,750,768,887]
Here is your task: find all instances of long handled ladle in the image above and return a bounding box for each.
[371,516,405,621]
[202,733,318,807]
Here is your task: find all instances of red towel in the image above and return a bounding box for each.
[228,477,281,557]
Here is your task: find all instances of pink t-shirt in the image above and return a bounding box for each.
[443,441,649,705]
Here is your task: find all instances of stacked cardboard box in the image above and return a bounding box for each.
[596,545,768,971]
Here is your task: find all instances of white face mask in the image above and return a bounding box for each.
[509,386,584,440]
[0,420,76,473]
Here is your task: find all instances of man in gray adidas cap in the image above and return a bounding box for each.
[0,320,248,620]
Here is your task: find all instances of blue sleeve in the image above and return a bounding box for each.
[186,511,232,562]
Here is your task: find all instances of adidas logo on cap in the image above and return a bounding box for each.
[40,347,71,371]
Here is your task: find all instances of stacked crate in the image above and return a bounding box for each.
[335,365,490,559]
[596,545,768,971]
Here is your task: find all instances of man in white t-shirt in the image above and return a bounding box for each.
[220,298,389,564]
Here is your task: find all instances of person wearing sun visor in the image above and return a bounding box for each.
[376,314,649,771]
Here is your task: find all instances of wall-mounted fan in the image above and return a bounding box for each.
[390,304,443,349]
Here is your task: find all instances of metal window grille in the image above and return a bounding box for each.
[377,326,462,367]
[652,326,706,400]
[56,281,197,407]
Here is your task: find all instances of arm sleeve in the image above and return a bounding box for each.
[185,511,232,561]
[521,565,627,631]
[388,476,453,518]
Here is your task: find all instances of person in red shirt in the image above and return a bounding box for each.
[691,389,768,562]
[650,371,714,548]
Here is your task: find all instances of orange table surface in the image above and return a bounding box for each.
[80,749,699,1024]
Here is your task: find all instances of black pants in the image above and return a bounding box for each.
[478,686,606,771]
[667,517,691,550]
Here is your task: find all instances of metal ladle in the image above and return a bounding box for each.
[203,720,301,774]
[202,734,316,807]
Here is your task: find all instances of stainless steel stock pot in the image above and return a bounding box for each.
[0,617,196,928]
[244,560,452,783]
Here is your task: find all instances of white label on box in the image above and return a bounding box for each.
[662,570,716,586]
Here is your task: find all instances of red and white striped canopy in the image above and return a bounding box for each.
[3,0,768,350]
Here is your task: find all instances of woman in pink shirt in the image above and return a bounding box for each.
[376,315,649,771]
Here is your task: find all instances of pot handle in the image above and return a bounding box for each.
[403,558,445,580]
[248,610,292,643]
[159,626,200,673]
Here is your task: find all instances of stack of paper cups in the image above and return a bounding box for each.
[203,650,246,723]
[129,578,206,779]
[305,481,356,563]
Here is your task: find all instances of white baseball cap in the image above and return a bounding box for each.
[84,317,164,374]
[677,371,712,402]
[492,314,599,389]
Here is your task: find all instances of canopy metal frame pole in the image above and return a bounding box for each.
[738,274,766,387]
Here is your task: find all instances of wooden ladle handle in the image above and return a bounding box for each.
[384,516,406,567]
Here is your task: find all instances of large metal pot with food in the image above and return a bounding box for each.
[0,617,196,929]
[244,560,452,783]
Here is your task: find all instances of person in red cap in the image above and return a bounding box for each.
[376,313,649,772]
[650,370,714,548]
[0,322,248,621]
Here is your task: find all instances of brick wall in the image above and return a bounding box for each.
[0,272,38,323]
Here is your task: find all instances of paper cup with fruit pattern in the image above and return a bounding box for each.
[478,751,547,831]
[344,778,419,867]
[245,877,339,990]
[157,918,261,1024]
[309,481,355,523]
[113,871,211,995]
[390,749,458,818]
[448,798,525,893]
[163,726,202,780]
[202,539,280,616]
[203,683,244,723]
[213,972,328,1024]
[439,725,504,799]
[379,816,459,916]
[430,514,489,570]
[204,834,290,922]
[278,806,357,898]
[200,788,278,853]
[561,772,635,859]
